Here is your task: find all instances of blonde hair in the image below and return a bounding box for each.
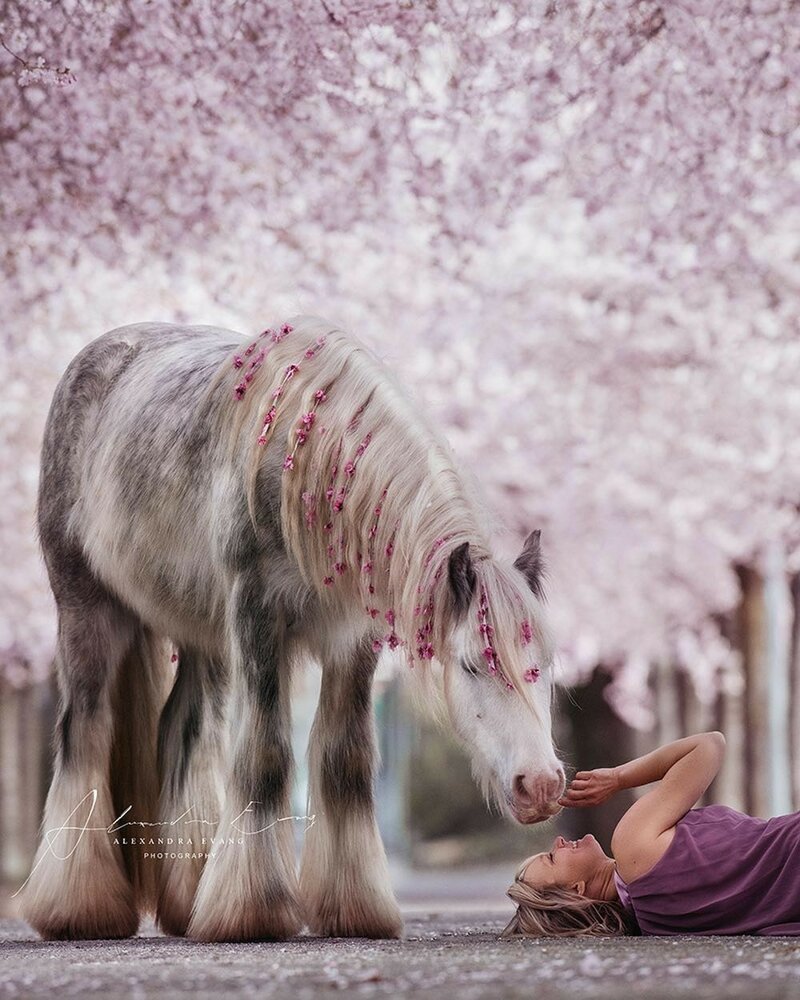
[501,859,637,938]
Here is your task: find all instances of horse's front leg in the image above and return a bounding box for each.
[299,635,403,938]
[186,571,303,941]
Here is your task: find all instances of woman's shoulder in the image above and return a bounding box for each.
[613,804,755,885]
[613,824,676,885]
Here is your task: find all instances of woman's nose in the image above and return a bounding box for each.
[554,835,566,848]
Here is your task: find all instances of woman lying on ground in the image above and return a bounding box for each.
[503,730,800,936]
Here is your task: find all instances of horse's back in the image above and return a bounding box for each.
[40,321,243,526]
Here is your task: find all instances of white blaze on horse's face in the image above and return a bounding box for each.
[444,618,565,825]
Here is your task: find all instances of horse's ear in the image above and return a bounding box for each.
[448,541,476,619]
[514,529,546,599]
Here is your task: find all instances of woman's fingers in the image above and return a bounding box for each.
[559,769,611,807]
[560,789,593,801]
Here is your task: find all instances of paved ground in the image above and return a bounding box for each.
[2,864,800,999]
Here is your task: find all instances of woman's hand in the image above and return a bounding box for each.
[558,767,620,808]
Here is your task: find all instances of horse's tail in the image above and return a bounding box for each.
[109,624,173,916]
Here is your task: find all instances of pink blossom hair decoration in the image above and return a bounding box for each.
[319,430,374,586]
[477,584,516,689]
[361,486,388,596]
[254,335,327,448]
[233,322,295,401]
[518,618,539,682]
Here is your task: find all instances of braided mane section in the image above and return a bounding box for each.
[272,319,484,665]
[233,315,552,699]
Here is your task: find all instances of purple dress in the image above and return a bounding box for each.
[612,804,800,935]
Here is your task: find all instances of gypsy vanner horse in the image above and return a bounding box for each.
[20,315,565,941]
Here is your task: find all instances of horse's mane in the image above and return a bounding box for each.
[231,315,552,714]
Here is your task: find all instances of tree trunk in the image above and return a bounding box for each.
[789,572,800,810]
[653,658,681,749]
[734,563,771,817]
[709,610,746,810]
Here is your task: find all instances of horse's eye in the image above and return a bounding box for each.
[460,659,480,677]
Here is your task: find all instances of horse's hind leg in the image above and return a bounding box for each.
[299,637,402,938]
[156,648,227,936]
[19,587,144,940]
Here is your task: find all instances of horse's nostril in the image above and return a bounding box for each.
[514,773,532,804]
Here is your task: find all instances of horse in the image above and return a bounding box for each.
[19,314,566,942]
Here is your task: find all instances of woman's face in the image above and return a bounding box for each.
[518,834,610,891]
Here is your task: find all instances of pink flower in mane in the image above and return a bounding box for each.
[347,401,367,432]
[477,584,515,687]
[424,535,453,568]
[302,491,317,530]
[235,329,325,445]
[233,323,301,401]
[303,336,326,359]
[355,431,372,457]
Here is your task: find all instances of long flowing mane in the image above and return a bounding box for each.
[229,315,552,713]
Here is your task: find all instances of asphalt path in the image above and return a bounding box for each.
[2,909,800,1000]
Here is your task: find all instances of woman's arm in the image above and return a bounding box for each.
[611,731,726,843]
[560,732,725,808]
[559,732,727,809]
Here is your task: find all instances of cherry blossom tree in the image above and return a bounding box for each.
[2,0,800,786]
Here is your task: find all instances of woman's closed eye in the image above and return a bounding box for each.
[460,659,481,677]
